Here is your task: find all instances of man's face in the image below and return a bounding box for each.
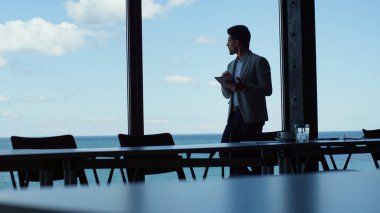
[226,36,239,55]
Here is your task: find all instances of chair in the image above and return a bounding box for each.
[203,131,280,179]
[229,131,280,175]
[10,135,99,188]
[362,129,380,168]
[362,129,380,138]
[108,133,187,183]
[227,131,329,174]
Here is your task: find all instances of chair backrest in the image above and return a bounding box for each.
[118,133,175,147]
[230,131,280,142]
[118,133,185,182]
[10,135,85,186]
[362,129,380,138]
[362,129,380,167]
[11,135,77,149]
[228,131,280,168]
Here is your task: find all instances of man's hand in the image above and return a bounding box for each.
[222,71,231,77]
[221,71,234,89]
[223,75,245,91]
[233,77,245,91]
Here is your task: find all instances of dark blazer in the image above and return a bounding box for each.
[221,50,272,123]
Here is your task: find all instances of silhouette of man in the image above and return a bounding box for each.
[220,25,272,176]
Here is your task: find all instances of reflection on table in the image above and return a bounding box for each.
[0,170,379,213]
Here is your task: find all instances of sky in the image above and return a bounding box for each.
[0,0,379,137]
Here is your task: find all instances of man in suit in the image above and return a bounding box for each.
[220,25,272,176]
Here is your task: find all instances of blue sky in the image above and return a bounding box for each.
[0,0,379,137]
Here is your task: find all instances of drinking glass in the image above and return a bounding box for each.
[294,124,310,143]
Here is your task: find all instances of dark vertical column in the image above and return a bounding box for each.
[280,0,318,172]
[279,0,290,132]
[280,0,318,139]
[126,0,144,135]
[300,0,318,139]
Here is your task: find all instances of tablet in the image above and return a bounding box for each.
[214,76,233,87]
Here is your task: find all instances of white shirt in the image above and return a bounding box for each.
[233,55,246,107]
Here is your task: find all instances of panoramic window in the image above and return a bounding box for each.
[0,0,128,137]
[315,1,380,134]
[142,0,281,137]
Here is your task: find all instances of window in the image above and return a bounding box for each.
[0,0,127,137]
[315,1,380,132]
[142,0,281,135]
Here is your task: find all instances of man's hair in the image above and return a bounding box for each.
[227,25,251,48]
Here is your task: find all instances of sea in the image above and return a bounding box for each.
[0,131,374,190]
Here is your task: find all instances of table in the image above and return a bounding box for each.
[0,170,380,213]
[275,138,380,173]
[1,138,380,187]
[0,141,286,186]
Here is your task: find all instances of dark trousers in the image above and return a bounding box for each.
[221,107,265,176]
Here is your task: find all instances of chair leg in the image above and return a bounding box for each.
[176,169,186,181]
[371,153,380,169]
[91,157,100,185]
[107,157,121,185]
[343,153,352,170]
[187,153,196,180]
[107,168,127,184]
[119,156,127,183]
[10,171,17,190]
[129,169,145,182]
[189,167,196,180]
[107,168,115,185]
[203,167,210,180]
[120,168,127,184]
[319,156,330,171]
[202,152,216,180]
[92,169,100,185]
[126,169,134,182]
[78,170,88,185]
[329,154,338,170]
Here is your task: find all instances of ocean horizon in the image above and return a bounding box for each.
[0,131,374,190]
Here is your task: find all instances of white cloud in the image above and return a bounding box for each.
[143,0,194,19]
[142,0,164,19]
[0,18,89,56]
[0,1,195,58]
[24,96,56,103]
[195,36,217,43]
[65,0,195,24]
[0,95,78,105]
[164,75,193,83]
[0,110,19,119]
[145,119,169,124]
[0,57,8,68]
[0,95,10,103]
[207,80,219,86]
[66,0,125,27]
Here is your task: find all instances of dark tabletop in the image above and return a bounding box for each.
[0,170,379,213]
[1,138,379,160]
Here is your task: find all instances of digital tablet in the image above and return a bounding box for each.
[214,76,233,87]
